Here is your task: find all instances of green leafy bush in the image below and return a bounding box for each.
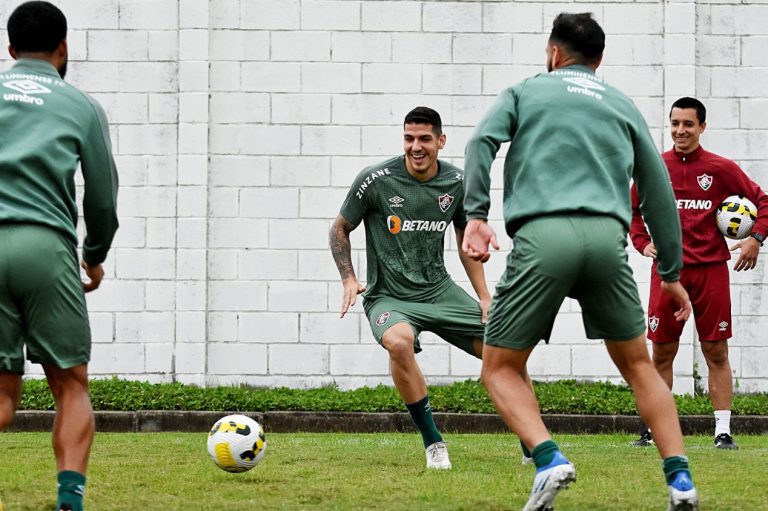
[18,378,768,415]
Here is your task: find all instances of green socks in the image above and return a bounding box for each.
[531,439,559,469]
[406,395,443,448]
[663,455,691,484]
[56,471,86,511]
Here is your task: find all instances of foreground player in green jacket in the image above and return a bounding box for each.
[0,3,118,510]
[463,13,698,511]
[330,107,493,470]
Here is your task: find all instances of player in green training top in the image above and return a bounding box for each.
[462,13,698,511]
[0,3,118,511]
[330,107,493,470]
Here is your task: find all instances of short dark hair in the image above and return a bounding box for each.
[404,106,442,135]
[670,97,706,125]
[549,13,605,65]
[7,1,67,54]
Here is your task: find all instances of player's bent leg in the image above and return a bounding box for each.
[381,323,425,403]
[651,341,679,390]
[606,336,698,510]
[381,324,449,469]
[606,335,685,458]
[0,372,22,430]
[481,344,549,448]
[482,345,575,509]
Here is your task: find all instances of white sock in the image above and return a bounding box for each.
[714,410,731,436]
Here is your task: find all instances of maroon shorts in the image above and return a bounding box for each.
[647,262,731,343]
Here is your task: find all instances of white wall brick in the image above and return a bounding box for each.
[241,0,300,30]
[208,343,268,374]
[269,344,329,374]
[272,32,331,62]
[332,32,392,63]
[239,250,298,280]
[453,34,512,64]
[242,63,301,92]
[119,0,178,29]
[391,33,453,64]
[361,1,421,32]
[330,345,389,375]
[209,281,268,311]
[301,0,360,31]
[268,281,328,312]
[302,63,361,93]
[239,313,299,343]
[116,313,175,343]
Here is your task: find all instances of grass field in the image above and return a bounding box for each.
[1,432,765,510]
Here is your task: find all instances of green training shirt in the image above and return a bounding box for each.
[0,58,118,265]
[464,64,682,281]
[340,155,467,301]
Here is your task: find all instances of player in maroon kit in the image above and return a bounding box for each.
[629,97,768,449]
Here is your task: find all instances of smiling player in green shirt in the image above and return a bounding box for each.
[330,107,494,470]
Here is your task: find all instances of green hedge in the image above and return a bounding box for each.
[18,378,768,415]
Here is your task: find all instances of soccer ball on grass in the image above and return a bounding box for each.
[716,195,757,240]
[207,414,267,473]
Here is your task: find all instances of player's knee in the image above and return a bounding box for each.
[703,347,729,367]
[383,336,414,360]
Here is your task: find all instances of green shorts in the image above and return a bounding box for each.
[485,215,645,350]
[363,283,484,356]
[0,224,91,374]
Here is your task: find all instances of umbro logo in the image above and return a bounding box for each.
[388,196,404,208]
[718,321,728,331]
[2,79,51,95]
[562,77,605,91]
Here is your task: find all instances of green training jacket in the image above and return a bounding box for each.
[464,64,681,281]
[0,58,118,265]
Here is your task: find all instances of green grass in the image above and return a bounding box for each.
[1,433,766,510]
[17,378,768,415]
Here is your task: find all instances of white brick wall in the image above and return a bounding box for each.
[4,0,766,392]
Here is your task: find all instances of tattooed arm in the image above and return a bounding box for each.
[329,214,366,318]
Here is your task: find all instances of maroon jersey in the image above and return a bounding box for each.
[631,145,768,265]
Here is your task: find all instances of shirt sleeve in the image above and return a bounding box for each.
[631,111,682,282]
[463,87,520,221]
[629,182,653,253]
[80,96,119,266]
[339,169,371,226]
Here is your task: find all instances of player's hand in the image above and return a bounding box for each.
[81,261,104,293]
[642,242,657,259]
[479,296,492,323]
[731,236,760,271]
[661,280,691,322]
[340,278,365,318]
[462,219,499,263]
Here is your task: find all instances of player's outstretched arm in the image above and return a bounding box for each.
[730,237,761,272]
[455,227,493,322]
[660,280,692,322]
[329,214,365,318]
[461,219,499,263]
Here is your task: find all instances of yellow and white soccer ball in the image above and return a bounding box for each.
[207,414,267,473]
[716,195,757,240]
